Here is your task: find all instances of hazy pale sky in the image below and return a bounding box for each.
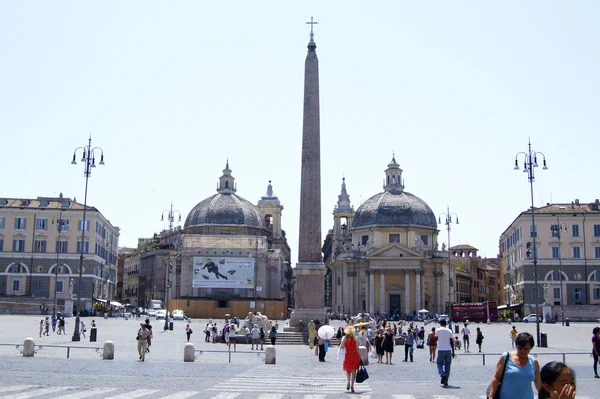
[1,2,598,264]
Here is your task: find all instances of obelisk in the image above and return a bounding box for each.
[287,17,327,330]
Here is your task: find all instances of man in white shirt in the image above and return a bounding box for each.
[435,319,455,387]
[460,322,470,353]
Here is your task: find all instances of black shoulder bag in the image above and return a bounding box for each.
[486,352,509,399]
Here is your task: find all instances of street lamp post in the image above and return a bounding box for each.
[70,136,105,341]
[161,202,181,331]
[52,211,65,317]
[29,214,37,298]
[514,139,547,347]
[552,217,567,326]
[438,207,459,314]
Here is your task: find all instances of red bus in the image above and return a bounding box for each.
[450,301,498,323]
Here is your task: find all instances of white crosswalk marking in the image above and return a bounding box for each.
[257,395,283,399]
[392,395,416,399]
[303,396,325,399]
[6,387,73,399]
[0,386,35,394]
[433,395,461,399]
[53,388,119,398]
[105,389,159,398]
[207,393,241,399]
[157,391,200,399]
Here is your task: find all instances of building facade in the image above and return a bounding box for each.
[452,245,501,304]
[500,199,600,321]
[326,157,460,317]
[0,195,119,313]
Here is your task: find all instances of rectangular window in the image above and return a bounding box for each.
[35,218,48,230]
[78,220,90,232]
[597,273,600,282]
[553,287,561,299]
[574,288,583,299]
[12,239,25,252]
[596,247,600,259]
[595,225,600,237]
[0,216,4,229]
[551,247,560,259]
[34,240,47,253]
[388,234,400,243]
[56,240,68,253]
[572,224,580,237]
[361,235,368,245]
[530,224,537,238]
[77,240,89,254]
[573,247,581,259]
[594,288,600,300]
[552,271,562,281]
[532,287,537,299]
[57,219,70,232]
[420,235,429,246]
[0,238,3,252]
[34,280,42,292]
[56,280,64,293]
[12,280,20,292]
[14,217,27,230]
[550,224,559,237]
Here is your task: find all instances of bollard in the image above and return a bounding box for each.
[23,337,35,357]
[358,346,369,365]
[184,343,195,362]
[102,340,114,360]
[90,327,97,342]
[265,345,276,364]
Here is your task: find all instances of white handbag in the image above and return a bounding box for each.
[337,346,346,362]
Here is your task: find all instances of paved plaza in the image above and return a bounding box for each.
[0,315,598,398]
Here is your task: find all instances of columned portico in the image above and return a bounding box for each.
[415,270,421,311]
[369,270,375,314]
[405,270,411,315]
[379,270,386,314]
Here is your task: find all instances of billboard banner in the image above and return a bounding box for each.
[192,257,255,288]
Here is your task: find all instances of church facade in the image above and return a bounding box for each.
[325,157,458,317]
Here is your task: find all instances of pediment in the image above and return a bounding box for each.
[367,243,422,259]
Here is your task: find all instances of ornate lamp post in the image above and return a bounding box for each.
[51,211,65,317]
[514,139,547,347]
[70,136,104,341]
[551,217,567,326]
[161,202,181,330]
[438,207,459,314]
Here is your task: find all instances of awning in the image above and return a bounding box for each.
[110,301,123,307]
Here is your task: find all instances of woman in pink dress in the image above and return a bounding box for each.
[341,325,361,393]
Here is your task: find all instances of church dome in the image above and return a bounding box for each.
[184,161,266,231]
[352,190,437,229]
[351,156,437,230]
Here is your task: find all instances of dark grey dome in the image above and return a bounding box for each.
[352,190,437,229]
[185,193,265,230]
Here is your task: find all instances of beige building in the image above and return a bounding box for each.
[500,199,600,321]
[0,195,119,314]
[326,157,460,317]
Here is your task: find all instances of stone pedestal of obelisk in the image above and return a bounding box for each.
[286,26,327,332]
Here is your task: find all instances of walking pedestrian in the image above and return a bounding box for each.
[269,325,277,345]
[340,325,360,393]
[461,322,470,353]
[244,326,250,344]
[539,361,576,399]
[592,326,600,378]
[137,323,150,361]
[185,324,193,342]
[476,327,484,352]
[144,318,153,352]
[204,323,210,342]
[510,325,518,349]
[251,324,259,350]
[374,329,385,363]
[428,327,438,362]
[51,315,57,333]
[383,326,395,364]
[80,321,86,338]
[308,320,316,350]
[228,324,237,351]
[435,318,455,387]
[317,334,326,362]
[39,319,44,337]
[44,317,50,336]
[259,327,265,350]
[487,332,541,399]
[404,327,415,362]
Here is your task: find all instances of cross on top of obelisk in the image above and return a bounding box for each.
[305,16,319,39]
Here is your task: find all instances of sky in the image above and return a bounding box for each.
[1,2,599,265]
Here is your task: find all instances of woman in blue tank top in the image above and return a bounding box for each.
[488,332,541,399]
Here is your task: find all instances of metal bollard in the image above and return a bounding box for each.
[184,343,195,362]
[23,337,35,357]
[103,340,114,360]
[265,345,276,364]
[358,346,369,365]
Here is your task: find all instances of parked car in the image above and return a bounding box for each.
[523,314,542,323]
[147,309,157,317]
[438,314,450,324]
[156,309,172,320]
[172,309,186,320]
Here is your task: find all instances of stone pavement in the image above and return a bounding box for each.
[0,315,598,398]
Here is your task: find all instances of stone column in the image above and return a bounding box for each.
[415,270,421,312]
[364,270,370,314]
[379,270,386,315]
[369,270,375,314]
[405,271,411,316]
